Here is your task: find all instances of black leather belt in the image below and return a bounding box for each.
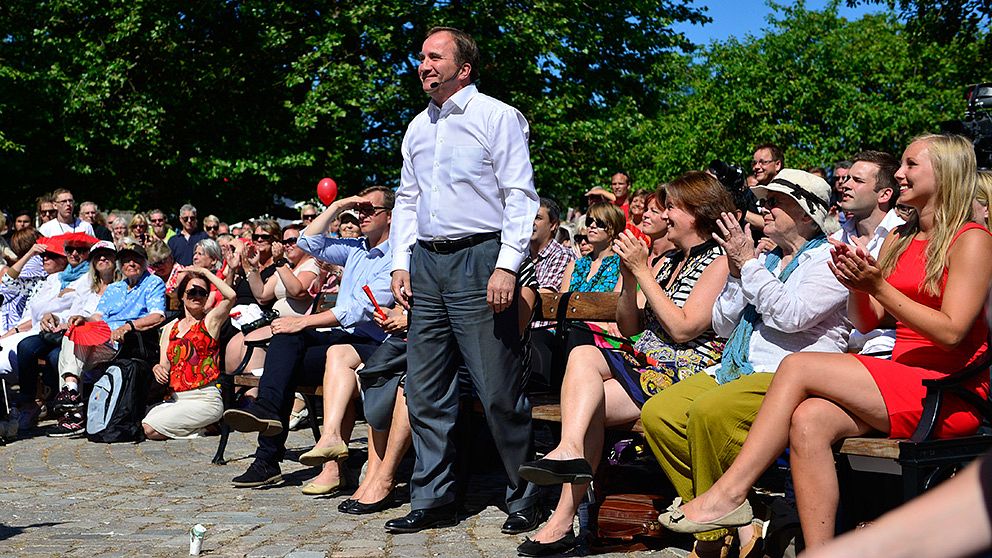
[418,232,500,254]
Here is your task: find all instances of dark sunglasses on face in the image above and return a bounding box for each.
[757,197,781,211]
[301,214,316,221]
[180,215,196,222]
[149,259,169,269]
[584,217,607,230]
[357,203,388,216]
[184,286,209,299]
[252,233,272,242]
[40,210,57,217]
[205,225,219,231]
[150,218,165,224]
[41,252,63,260]
[65,245,90,255]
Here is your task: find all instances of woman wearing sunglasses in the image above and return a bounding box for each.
[142,266,235,440]
[559,203,625,294]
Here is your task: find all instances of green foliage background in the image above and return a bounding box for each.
[0,0,988,220]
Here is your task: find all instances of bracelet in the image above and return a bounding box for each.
[13,326,19,333]
[127,320,136,332]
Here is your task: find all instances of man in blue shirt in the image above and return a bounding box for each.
[223,186,395,489]
[166,204,208,265]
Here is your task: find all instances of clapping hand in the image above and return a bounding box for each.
[712,212,755,277]
[827,237,883,293]
[613,230,651,276]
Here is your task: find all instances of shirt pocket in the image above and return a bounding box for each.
[449,146,485,184]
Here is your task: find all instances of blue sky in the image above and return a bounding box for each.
[673,0,886,45]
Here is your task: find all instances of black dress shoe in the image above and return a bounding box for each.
[337,498,355,512]
[517,530,577,557]
[343,489,397,515]
[501,505,548,534]
[518,458,593,486]
[231,459,282,488]
[384,503,458,533]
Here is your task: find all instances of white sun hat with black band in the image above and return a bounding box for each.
[751,169,840,235]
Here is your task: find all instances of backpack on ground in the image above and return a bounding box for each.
[85,359,150,443]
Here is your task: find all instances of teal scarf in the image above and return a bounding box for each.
[59,261,90,290]
[716,235,828,385]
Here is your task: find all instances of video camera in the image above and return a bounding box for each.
[941,83,992,170]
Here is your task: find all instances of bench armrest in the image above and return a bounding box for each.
[910,342,992,442]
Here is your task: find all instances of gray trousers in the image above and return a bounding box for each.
[406,239,537,513]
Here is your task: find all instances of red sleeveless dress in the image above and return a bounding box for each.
[167,320,221,393]
[854,222,991,439]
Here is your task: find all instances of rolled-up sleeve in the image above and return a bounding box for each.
[298,234,358,267]
[740,250,848,333]
[143,276,167,316]
[490,108,539,272]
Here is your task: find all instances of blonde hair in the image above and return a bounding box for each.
[976,170,992,229]
[877,134,978,296]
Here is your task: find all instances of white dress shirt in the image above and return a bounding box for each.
[39,218,95,237]
[710,243,851,375]
[392,84,540,273]
[831,209,904,356]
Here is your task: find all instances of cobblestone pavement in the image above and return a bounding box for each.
[1,422,692,558]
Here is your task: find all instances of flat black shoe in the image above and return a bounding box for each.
[501,505,549,534]
[223,405,283,436]
[231,460,282,488]
[384,503,458,533]
[344,489,397,515]
[517,530,577,557]
[337,498,356,512]
[518,458,593,486]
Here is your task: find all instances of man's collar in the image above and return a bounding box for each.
[536,239,560,259]
[427,84,478,117]
[366,237,391,256]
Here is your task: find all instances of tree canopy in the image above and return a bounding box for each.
[0,1,988,218]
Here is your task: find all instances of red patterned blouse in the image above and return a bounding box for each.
[167,319,221,392]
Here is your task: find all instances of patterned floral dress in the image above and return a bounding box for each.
[605,240,725,407]
[166,320,221,393]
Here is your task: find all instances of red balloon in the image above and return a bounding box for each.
[317,178,338,205]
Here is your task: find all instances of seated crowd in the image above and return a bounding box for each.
[2,135,992,558]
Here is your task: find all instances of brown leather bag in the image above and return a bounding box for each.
[593,493,668,541]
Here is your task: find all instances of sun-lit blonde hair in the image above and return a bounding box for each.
[877,134,978,296]
[975,170,992,229]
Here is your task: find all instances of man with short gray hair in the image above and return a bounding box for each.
[167,203,207,265]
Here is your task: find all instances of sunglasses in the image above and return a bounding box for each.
[205,225,219,231]
[180,215,197,222]
[40,210,57,217]
[301,214,317,221]
[65,245,90,255]
[149,259,170,269]
[41,252,64,260]
[252,233,272,242]
[133,224,147,229]
[357,203,389,217]
[757,197,781,211]
[184,286,209,299]
[584,217,607,230]
[150,218,165,224]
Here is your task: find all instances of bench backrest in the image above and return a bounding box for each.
[535,291,620,323]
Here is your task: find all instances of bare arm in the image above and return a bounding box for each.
[276,259,317,300]
[559,260,575,293]
[833,229,992,350]
[187,266,236,337]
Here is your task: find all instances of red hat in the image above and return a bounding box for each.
[61,232,100,248]
[38,236,67,257]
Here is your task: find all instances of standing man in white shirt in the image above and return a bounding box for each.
[831,150,904,356]
[388,26,542,535]
[39,189,95,237]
